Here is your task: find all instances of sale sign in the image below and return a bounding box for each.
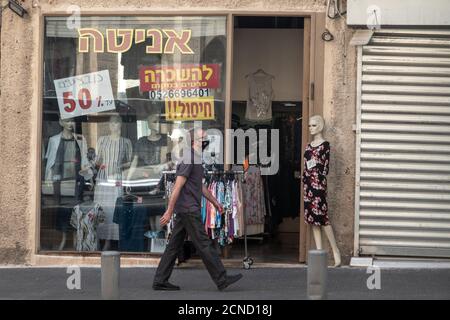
[139,64,221,92]
[165,97,215,121]
[54,70,116,119]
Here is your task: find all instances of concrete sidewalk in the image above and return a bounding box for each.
[0,266,449,300]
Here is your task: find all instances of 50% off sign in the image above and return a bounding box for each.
[54,70,116,119]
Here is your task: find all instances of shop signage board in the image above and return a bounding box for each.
[139,64,221,92]
[140,63,220,121]
[78,28,194,54]
[165,96,215,121]
[54,70,116,119]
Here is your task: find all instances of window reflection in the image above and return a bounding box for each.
[41,16,227,253]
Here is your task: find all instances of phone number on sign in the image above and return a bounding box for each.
[149,88,211,100]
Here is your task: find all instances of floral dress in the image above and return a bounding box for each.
[70,202,105,251]
[302,141,330,226]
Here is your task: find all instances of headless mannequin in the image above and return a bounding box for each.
[308,115,341,267]
[128,114,169,235]
[98,118,129,251]
[55,119,80,251]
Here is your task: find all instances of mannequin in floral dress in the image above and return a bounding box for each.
[303,115,341,267]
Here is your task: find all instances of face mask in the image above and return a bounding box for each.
[202,140,210,151]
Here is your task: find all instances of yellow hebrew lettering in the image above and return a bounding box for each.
[145,70,157,83]
[155,69,163,81]
[177,68,191,81]
[78,28,104,53]
[202,64,213,80]
[106,29,133,53]
[165,69,176,82]
[205,101,212,117]
[191,67,202,81]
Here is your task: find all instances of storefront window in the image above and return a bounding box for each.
[41,16,227,253]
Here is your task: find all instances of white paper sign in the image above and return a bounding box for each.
[307,159,317,170]
[54,70,116,119]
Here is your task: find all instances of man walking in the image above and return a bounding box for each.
[153,128,243,291]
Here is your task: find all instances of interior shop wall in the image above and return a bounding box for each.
[232,29,303,102]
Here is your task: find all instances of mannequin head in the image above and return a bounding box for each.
[147,114,160,136]
[309,115,325,137]
[87,147,96,161]
[59,118,75,132]
[109,115,122,134]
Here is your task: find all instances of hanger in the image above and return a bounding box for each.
[123,186,139,201]
[245,68,275,79]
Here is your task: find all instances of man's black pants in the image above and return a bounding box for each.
[153,211,227,287]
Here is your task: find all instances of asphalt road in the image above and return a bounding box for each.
[0,266,449,300]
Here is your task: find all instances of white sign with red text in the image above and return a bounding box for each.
[54,70,116,119]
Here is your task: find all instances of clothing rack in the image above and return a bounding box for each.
[161,170,245,175]
[161,169,255,270]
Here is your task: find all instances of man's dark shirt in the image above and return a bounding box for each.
[174,150,203,213]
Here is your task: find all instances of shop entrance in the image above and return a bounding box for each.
[225,16,305,263]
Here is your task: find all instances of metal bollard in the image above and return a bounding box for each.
[101,251,120,300]
[307,250,328,300]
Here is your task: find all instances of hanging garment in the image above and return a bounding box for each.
[166,172,245,247]
[232,180,238,235]
[95,135,133,240]
[215,181,225,229]
[302,141,331,226]
[235,178,245,237]
[164,177,176,240]
[224,180,234,240]
[245,73,274,122]
[208,182,217,230]
[70,202,105,251]
[201,195,207,225]
[113,197,149,252]
[242,167,266,225]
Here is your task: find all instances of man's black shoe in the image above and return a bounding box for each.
[152,282,180,291]
[218,274,243,291]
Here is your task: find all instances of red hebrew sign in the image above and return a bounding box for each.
[139,64,221,92]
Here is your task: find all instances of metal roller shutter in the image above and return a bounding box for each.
[355,29,450,258]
